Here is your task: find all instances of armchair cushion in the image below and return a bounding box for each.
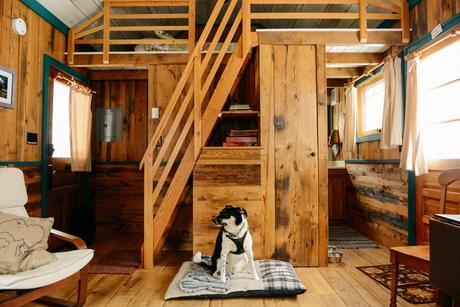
[0,249,94,290]
[0,212,56,274]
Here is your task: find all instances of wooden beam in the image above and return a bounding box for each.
[326,67,362,78]
[327,78,349,87]
[103,0,110,64]
[258,30,404,45]
[359,0,367,43]
[326,52,384,65]
[89,70,148,80]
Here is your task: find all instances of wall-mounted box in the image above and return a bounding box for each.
[96,108,122,142]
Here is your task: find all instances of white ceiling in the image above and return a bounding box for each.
[37,0,103,28]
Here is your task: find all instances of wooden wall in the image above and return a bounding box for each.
[346,163,408,247]
[409,0,460,42]
[260,44,328,266]
[0,0,66,162]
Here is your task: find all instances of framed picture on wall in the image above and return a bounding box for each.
[0,66,16,109]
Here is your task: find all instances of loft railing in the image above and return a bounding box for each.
[67,0,195,64]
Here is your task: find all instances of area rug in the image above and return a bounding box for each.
[329,225,379,249]
[357,264,435,304]
[89,250,140,274]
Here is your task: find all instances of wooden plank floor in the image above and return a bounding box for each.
[28,233,435,307]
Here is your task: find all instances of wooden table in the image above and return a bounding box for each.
[389,246,430,307]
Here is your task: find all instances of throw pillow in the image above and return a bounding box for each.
[0,212,57,274]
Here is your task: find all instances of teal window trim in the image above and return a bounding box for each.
[407,171,416,245]
[41,54,91,217]
[356,133,381,144]
[353,65,384,88]
[0,161,41,166]
[20,0,69,35]
[345,159,400,164]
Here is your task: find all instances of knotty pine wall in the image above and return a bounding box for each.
[0,0,66,217]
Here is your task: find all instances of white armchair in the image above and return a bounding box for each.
[0,167,94,306]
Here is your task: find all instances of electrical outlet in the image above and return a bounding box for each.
[152,107,160,119]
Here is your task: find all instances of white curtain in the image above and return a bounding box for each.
[69,86,92,172]
[381,57,403,149]
[343,85,357,153]
[400,58,428,175]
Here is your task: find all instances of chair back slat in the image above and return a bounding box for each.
[437,168,460,214]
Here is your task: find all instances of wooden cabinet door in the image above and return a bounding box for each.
[260,44,328,266]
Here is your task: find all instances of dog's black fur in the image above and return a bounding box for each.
[199,205,248,275]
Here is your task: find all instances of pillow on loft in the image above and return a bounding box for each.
[0,212,57,274]
[165,259,306,300]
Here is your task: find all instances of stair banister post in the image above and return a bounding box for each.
[242,0,251,56]
[103,0,110,64]
[193,53,202,159]
[143,152,154,270]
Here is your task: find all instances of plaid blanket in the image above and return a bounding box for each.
[259,260,306,292]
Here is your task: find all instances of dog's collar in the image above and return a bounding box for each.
[223,221,247,239]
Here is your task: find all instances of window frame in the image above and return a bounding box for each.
[356,74,385,140]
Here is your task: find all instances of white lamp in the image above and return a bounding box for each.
[12,18,27,36]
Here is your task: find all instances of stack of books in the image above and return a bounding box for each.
[223,129,258,147]
[229,104,251,111]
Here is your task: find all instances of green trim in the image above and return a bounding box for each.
[353,65,384,87]
[0,161,41,166]
[20,0,69,35]
[41,54,91,217]
[407,171,416,245]
[404,13,460,56]
[356,133,381,144]
[345,159,400,164]
[327,104,332,136]
[408,0,422,8]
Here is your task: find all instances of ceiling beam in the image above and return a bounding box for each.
[327,78,349,88]
[326,52,384,65]
[258,30,404,45]
[327,67,362,78]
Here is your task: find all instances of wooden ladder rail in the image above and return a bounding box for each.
[140,0,252,269]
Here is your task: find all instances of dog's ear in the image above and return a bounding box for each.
[225,204,233,209]
[240,208,248,217]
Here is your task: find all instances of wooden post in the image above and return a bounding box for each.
[103,0,111,64]
[67,29,75,65]
[188,0,196,57]
[242,0,251,56]
[143,153,154,270]
[401,0,410,43]
[359,0,367,43]
[193,54,202,159]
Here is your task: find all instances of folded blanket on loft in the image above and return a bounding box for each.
[165,257,306,300]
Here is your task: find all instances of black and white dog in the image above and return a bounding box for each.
[193,205,260,282]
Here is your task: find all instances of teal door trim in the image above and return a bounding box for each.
[40,54,90,217]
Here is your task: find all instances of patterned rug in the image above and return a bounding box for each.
[89,250,141,274]
[329,225,379,249]
[357,264,436,304]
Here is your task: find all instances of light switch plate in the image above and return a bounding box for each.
[431,24,443,39]
[152,107,160,119]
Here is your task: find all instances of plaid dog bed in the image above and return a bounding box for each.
[165,259,306,300]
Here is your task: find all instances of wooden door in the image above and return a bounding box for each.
[260,44,328,266]
[46,70,84,237]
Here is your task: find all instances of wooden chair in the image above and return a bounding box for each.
[0,168,94,306]
[389,168,460,307]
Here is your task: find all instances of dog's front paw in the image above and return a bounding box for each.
[220,276,227,283]
[253,274,260,280]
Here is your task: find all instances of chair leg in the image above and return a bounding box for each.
[390,263,399,307]
[76,267,89,307]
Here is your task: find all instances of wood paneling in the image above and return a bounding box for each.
[0,0,66,162]
[92,164,144,233]
[92,80,148,162]
[409,0,460,42]
[416,170,460,245]
[328,168,348,221]
[193,147,265,258]
[346,163,408,247]
[260,44,328,266]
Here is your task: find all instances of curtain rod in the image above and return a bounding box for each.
[55,74,96,94]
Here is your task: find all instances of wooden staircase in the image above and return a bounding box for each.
[139,0,254,269]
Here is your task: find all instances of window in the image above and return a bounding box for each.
[357,76,385,137]
[418,37,460,162]
[51,79,71,158]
